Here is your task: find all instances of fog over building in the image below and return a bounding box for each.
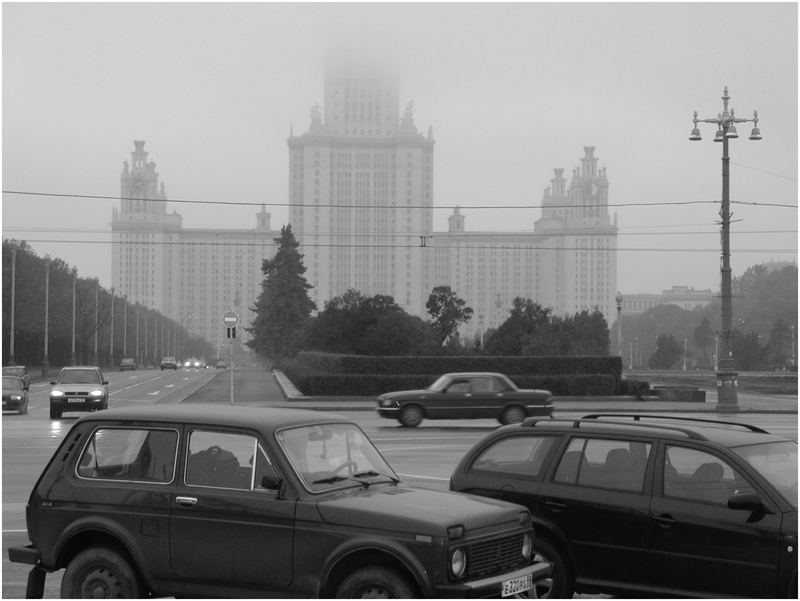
[112,61,620,346]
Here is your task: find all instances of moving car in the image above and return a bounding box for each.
[159,356,178,371]
[377,372,553,427]
[8,405,549,598]
[2,375,29,414]
[450,413,798,598]
[215,359,227,369]
[48,366,108,419]
[119,357,136,371]
[2,365,30,390]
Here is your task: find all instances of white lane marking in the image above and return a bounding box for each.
[148,391,161,395]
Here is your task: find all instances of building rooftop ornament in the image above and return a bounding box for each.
[399,100,417,134]
[309,103,324,134]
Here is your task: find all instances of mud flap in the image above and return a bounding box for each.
[25,566,46,598]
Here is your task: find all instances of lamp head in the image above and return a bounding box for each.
[713,128,724,142]
[749,126,762,141]
[725,125,739,139]
[689,127,701,141]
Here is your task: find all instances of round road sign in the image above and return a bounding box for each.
[222,311,240,328]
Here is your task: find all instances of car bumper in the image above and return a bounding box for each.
[50,397,106,411]
[376,406,400,419]
[2,398,26,410]
[434,562,551,598]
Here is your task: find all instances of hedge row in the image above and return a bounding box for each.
[294,351,622,378]
[280,360,618,396]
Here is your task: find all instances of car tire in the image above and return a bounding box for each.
[50,406,61,419]
[500,405,526,425]
[19,400,28,415]
[398,404,424,428]
[529,536,574,599]
[335,566,416,598]
[61,545,142,599]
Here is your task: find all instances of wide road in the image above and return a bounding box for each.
[3,370,797,598]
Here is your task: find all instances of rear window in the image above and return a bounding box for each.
[77,427,179,483]
[469,434,557,479]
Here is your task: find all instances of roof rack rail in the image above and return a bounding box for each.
[581,414,770,434]
[519,416,706,440]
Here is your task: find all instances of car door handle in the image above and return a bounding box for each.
[653,513,676,528]
[544,500,567,512]
[175,496,198,507]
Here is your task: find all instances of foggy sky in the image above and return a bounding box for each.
[2,2,797,295]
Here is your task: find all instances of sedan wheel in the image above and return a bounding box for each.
[398,404,423,428]
[500,405,526,425]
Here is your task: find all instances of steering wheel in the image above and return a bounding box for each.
[332,460,358,476]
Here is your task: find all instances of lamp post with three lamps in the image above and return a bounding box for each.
[689,86,761,411]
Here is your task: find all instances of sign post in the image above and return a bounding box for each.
[222,311,240,405]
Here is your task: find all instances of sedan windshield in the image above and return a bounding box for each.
[2,376,23,392]
[58,370,101,385]
[733,441,797,508]
[277,423,398,493]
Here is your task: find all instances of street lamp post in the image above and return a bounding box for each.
[71,268,77,366]
[123,295,128,358]
[42,258,51,377]
[110,287,115,367]
[9,247,16,365]
[135,306,140,367]
[93,279,99,365]
[689,86,761,411]
[615,292,623,359]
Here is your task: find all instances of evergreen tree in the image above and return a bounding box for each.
[693,317,716,368]
[648,334,683,369]
[246,225,315,359]
[426,286,474,346]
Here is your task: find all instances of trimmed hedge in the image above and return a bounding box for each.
[281,359,618,396]
[295,351,622,378]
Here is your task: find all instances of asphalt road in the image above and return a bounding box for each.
[3,367,797,598]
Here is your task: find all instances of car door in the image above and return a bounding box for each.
[468,375,506,418]
[169,428,295,589]
[648,444,783,597]
[425,376,475,418]
[536,436,654,588]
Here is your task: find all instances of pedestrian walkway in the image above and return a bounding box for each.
[185,366,798,414]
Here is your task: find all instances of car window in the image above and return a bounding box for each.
[663,446,750,505]
[447,379,470,393]
[553,437,651,492]
[469,434,557,478]
[185,429,276,491]
[733,441,797,508]
[471,377,496,393]
[2,376,23,392]
[77,428,178,483]
[58,369,101,384]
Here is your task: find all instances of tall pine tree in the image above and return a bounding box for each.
[246,225,316,359]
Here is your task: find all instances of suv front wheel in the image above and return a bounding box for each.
[336,566,415,598]
[60,546,142,599]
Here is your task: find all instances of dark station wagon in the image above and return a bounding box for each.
[8,405,550,598]
[377,372,553,427]
[450,414,798,599]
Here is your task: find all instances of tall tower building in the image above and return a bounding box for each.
[288,60,435,314]
[111,141,277,358]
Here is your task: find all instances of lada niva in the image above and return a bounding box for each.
[9,405,550,598]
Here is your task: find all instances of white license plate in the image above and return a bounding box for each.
[67,398,85,403]
[502,573,533,597]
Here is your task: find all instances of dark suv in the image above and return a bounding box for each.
[450,414,797,599]
[9,405,549,598]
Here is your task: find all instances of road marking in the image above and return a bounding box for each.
[148,391,161,396]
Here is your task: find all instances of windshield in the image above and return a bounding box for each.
[429,375,451,391]
[733,441,797,508]
[2,377,23,392]
[58,369,101,385]
[276,422,398,493]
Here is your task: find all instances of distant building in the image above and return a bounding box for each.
[290,62,618,336]
[111,141,277,356]
[621,285,715,314]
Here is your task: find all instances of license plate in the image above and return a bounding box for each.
[502,573,533,597]
[67,398,85,403]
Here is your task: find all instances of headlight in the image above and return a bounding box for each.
[450,548,466,579]
[522,533,533,560]
[90,389,104,397]
[51,390,64,397]
[10,395,21,401]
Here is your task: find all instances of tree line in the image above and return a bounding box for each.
[2,240,211,370]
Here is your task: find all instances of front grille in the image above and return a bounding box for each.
[465,532,523,579]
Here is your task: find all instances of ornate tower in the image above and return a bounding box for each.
[118,140,167,223]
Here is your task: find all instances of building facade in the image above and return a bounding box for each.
[621,286,715,314]
[111,141,277,357]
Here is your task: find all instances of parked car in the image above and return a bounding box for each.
[2,375,29,414]
[215,359,227,369]
[119,358,137,371]
[377,372,553,427]
[450,413,798,598]
[48,366,108,419]
[2,365,30,390]
[8,405,549,598]
[160,356,178,371]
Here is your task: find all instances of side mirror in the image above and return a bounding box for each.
[260,474,282,491]
[727,492,772,514]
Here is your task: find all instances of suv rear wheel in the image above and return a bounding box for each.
[530,536,573,599]
[60,546,142,598]
[336,566,415,598]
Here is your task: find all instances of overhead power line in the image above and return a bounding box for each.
[2,190,796,210]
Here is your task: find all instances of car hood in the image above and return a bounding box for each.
[53,383,105,391]
[379,389,431,400]
[316,486,525,536]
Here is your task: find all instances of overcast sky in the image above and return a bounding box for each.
[2,2,797,295]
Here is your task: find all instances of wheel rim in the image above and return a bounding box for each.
[530,550,554,599]
[79,565,123,598]
[354,584,393,598]
[504,407,525,424]
[401,406,422,426]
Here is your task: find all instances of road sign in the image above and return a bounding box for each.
[222,311,240,328]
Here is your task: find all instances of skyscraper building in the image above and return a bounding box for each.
[111,141,277,357]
